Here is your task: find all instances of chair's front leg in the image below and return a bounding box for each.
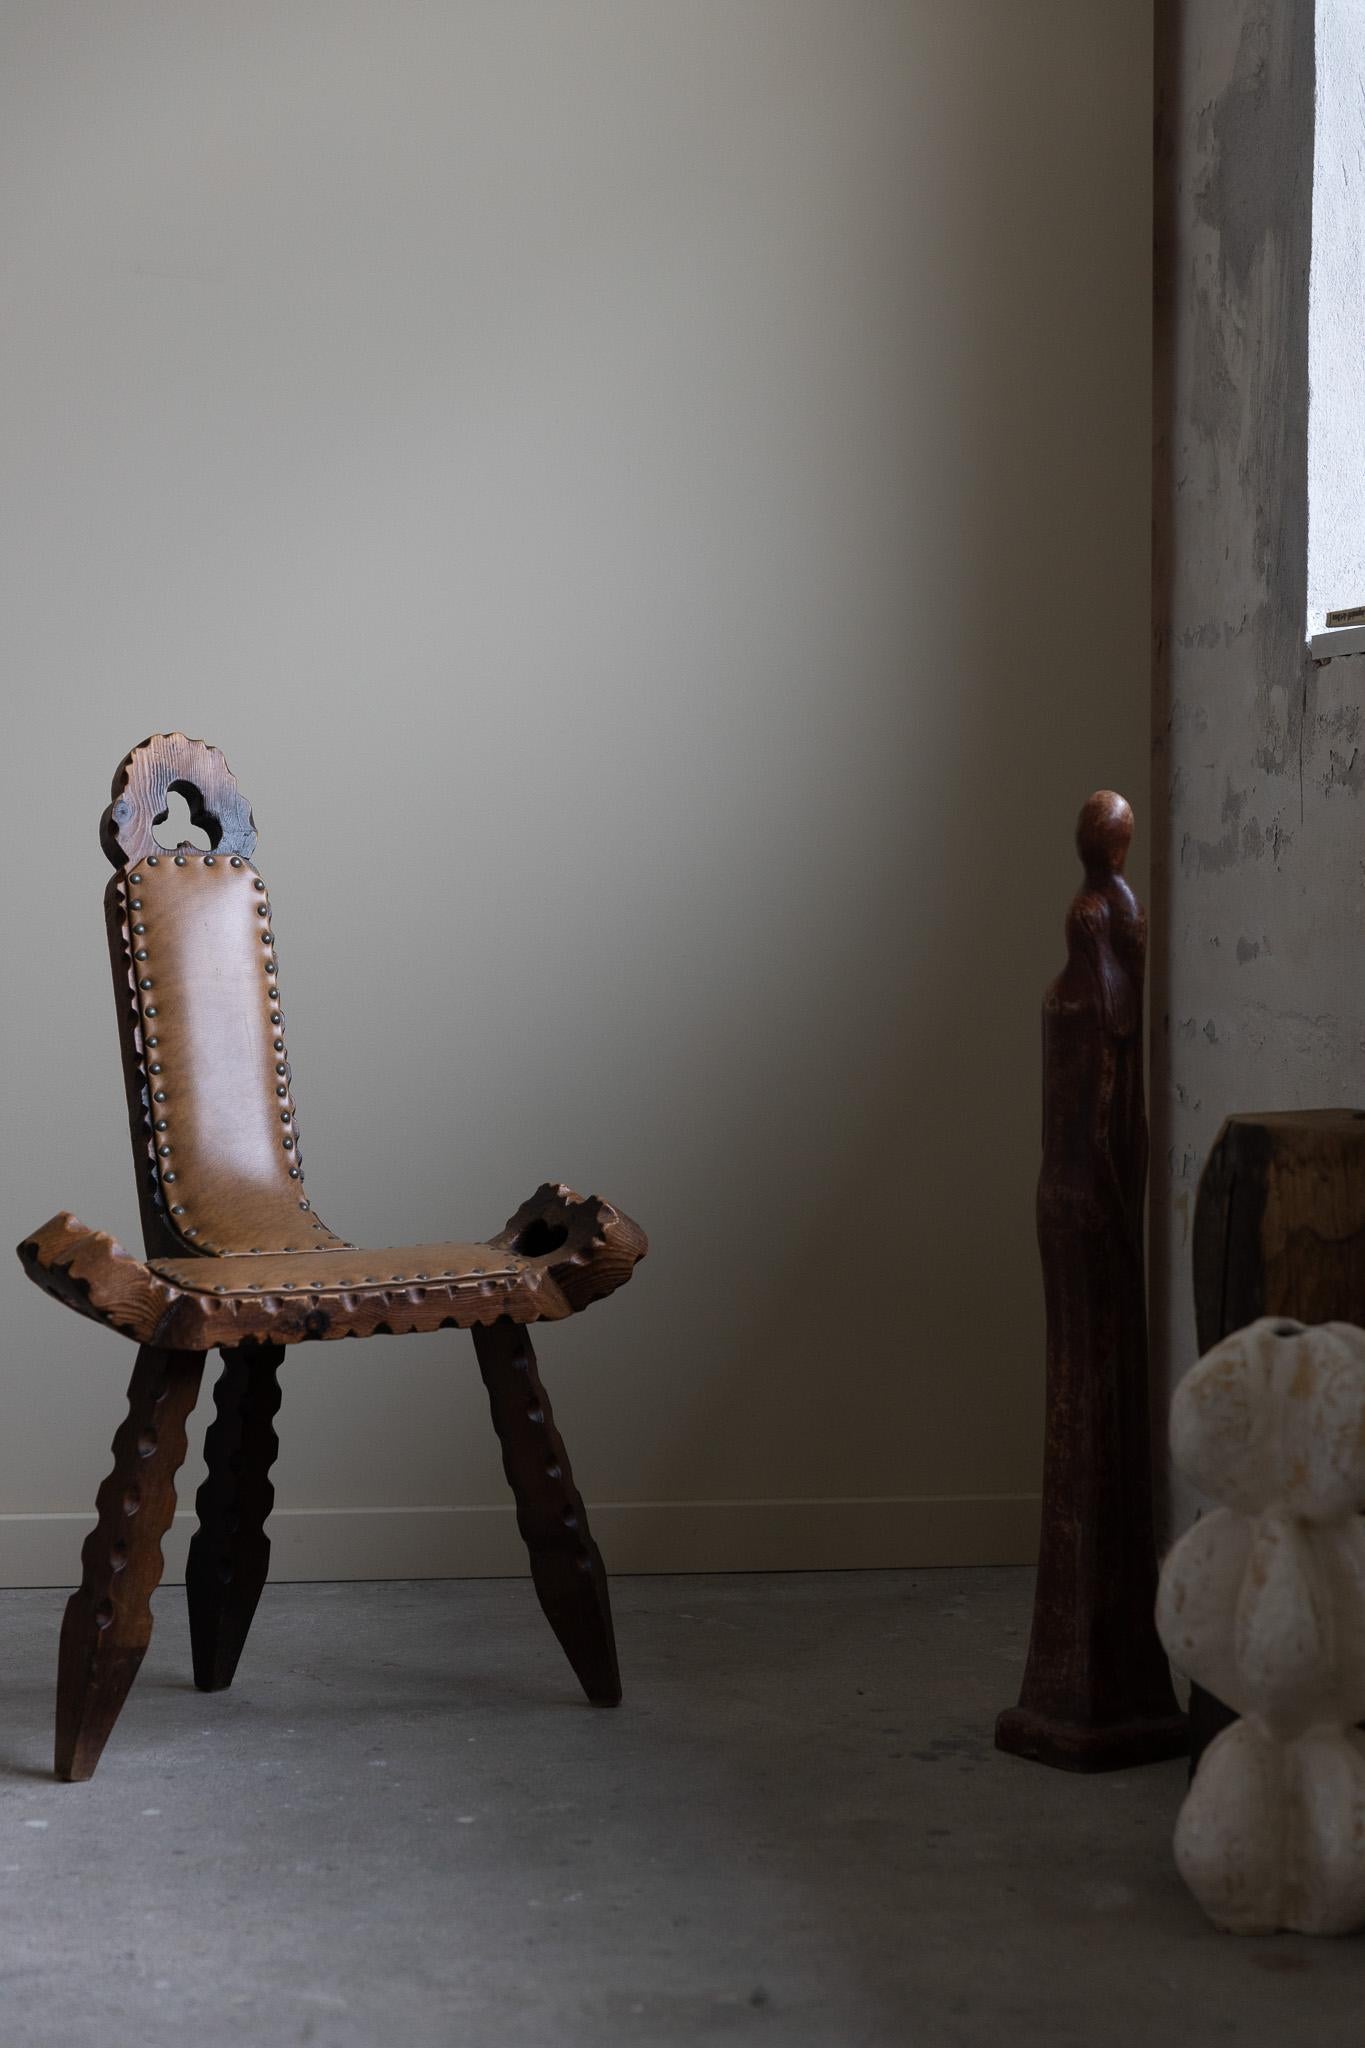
[55,1344,206,1781]
[185,1339,285,1692]
[472,1318,621,1706]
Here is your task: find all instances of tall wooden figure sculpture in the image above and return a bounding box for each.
[996,791,1186,1770]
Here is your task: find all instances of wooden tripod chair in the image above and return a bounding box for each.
[18,734,647,1781]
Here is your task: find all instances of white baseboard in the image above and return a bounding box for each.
[0,1493,1040,1589]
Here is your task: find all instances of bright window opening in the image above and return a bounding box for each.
[1306,0,1365,638]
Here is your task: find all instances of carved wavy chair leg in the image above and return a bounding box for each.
[185,1339,285,1693]
[55,1344,206,1782]
[472,1318,621,1706]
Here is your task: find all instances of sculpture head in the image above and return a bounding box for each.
[1075,790,1132,877]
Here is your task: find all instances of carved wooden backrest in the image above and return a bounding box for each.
[101,734,351,1261]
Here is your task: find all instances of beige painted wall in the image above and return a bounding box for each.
[0,0,1153,1583]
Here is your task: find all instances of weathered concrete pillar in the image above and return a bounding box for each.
[1151,0,1363,1530]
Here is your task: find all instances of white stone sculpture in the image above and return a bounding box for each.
[1155,1316,1365,1935]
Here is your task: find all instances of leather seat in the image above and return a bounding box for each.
[22,1180,642,1350]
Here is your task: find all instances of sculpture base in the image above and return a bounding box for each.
[995,1704,1189,1773]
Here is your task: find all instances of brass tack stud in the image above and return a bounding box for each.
[230,856,243,867]
[133,923,145,934]
[147,856,158,866]
[163,1170,177,1181]
[203,855,215,866]
[145,1006,158,1017]
[260,931,272,943]
[138,977,153,989]
[288,1167,300,1178]
[158,1143,171,1156]
[155,1119,168,1131]
[135,948,148,960]
[171,1204,186,1215]
[282,1137,294,1150]
[253,879,265,891]
[174,855,186,866]
[129,873,142,884]
[154,1089,166,1100]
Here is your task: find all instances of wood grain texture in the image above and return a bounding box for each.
[55,1346,206,1781]
[996,792,1187,1771]
[1187,1108,1365,1772]
[100,732,257,869]
[1192,1111,1365,1352]
[472,1317,620,1706]
[18,1183,646,1348]
[186,1341,285,1693]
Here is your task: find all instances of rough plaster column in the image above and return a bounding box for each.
[1152,0,1365,1531]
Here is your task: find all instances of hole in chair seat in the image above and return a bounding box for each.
[514,1219,569,1259]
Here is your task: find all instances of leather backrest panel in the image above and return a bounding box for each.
[107,851,351,1256]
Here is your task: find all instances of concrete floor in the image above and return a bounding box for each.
[0,1571,1358,2046]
